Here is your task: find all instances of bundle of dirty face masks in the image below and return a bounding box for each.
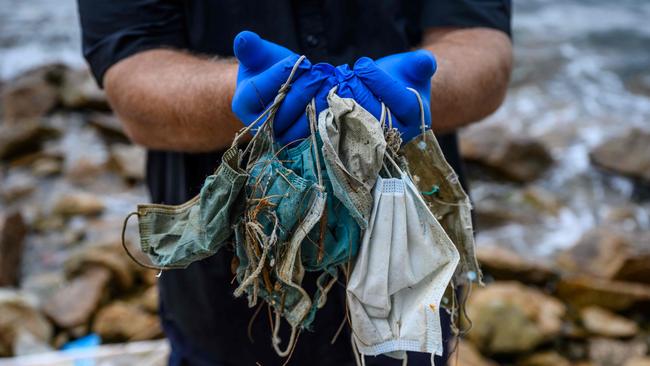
[122,56,481,364]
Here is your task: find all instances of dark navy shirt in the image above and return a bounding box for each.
[78,1,510,364]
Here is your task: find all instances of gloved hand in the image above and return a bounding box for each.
[232,31,333,145]
[354,50,437,142]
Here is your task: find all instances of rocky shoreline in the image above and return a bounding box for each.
[0,64,649,365]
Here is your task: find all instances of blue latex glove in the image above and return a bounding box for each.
[354,50,437,142]
[232,31,333,145]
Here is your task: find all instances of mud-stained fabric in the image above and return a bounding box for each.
[347,175,459,360]
[135,146,247,269]
[318,89,387,228]
[401,130,480,286]
[281,137,361,273]
[233,110,324,329]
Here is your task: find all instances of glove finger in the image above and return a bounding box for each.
[385,50,437,86]
[354,57,421,123]
[335,65,383,121]
[315,75,338,113]
[276,114,311,146]
[273,63,335,134]
[232,55,309,124]
[233,31,296,77]
[275,68,336,145]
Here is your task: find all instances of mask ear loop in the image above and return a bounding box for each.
[307,99,323,188]
[307,98,330,263]
[378,103,394,178]
[381,104,406,178]
[121,211,183,276]
[379,102,387,130]
[272,308,299,358]
[406,87,427,141]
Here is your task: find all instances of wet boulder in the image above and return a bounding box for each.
[0,121,60,161]
[467,281,566,354]
[0,170,36,203]
[52,192,105,217]
[625,358,650,366]
[477,245,557,284]
[64,242,136,291]
[518,351,571,366]
[588,338,647,366]
[579,306,638,338]
[43,266,111,329]
[31,156,63,177]
[460,125,554,183]
[556,227,650,284]
[0,290,53,357]
[58,68,108,110]
[590,129,650,183]
[555,276,650,311]
[87,113,128,141]
[92,301,163,342]
[0,212,27,287]
[136,285,159,314]
[110,143,145,182]
[450,340,498,366]
[1,64,65,123]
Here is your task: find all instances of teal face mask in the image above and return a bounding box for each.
[123,146,248,269]
[233,97,328,335]
[279,101,362,273]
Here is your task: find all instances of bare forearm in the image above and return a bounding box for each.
[421,28,513,133]
[104,49,241,152]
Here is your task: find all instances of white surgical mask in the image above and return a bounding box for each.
[346,173,459,364]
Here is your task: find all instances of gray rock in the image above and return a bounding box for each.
[589,338,647,366]
[110,143,145,182]
[31,156,63,177]
[477,245,557,284]
[1,64,65,123]
[580,306,638,338]
[86,113,127,141]
[518,351,571,366]
[64,242,135,291]
[52,192,105,217]
[58,68,108,110]
[556,276,650,311]
[556,227,650,284]
[0,171,36,202]
[460,125,554,182]
[0,290,53,357]
[590,129,650,183]
[0,212,27,287]
[625,358,650,366]
[449,340,498,366]
[0,121,60,161]
[467,281,566,354]
[92,301,163,342]
[43,266,111,329]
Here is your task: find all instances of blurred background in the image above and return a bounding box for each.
[0,0,648,365]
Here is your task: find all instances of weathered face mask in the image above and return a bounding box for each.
[318,88,387,229]
[401,131,479,286]
[281,104,361,273]
[346,173,459,362]
[123,146,247,269]
[399,87,480,301]
[233,97,331,340]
